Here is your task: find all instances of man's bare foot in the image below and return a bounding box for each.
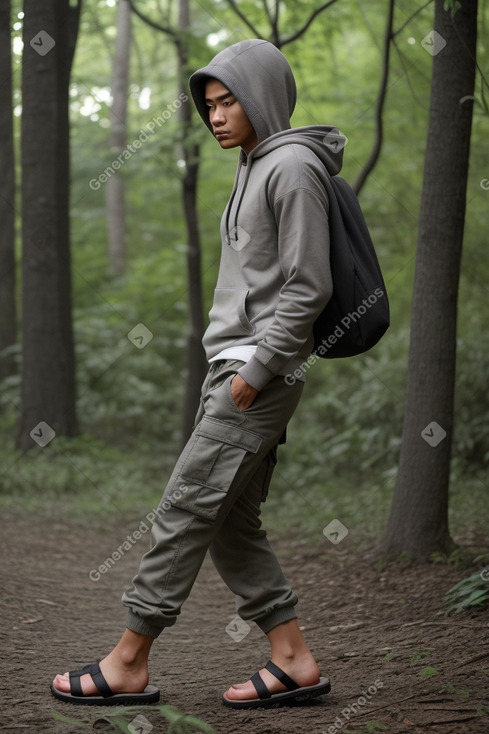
[224,619,323,701]
[223,652,321,701]
[52,629,153,696]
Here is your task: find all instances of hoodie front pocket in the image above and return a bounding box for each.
[206,288,255,339]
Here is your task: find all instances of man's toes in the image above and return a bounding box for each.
[53,671,98,695]
[224,685,239,700]
[224,682,254,700]
[52,673,70,692]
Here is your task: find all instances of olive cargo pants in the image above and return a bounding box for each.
[122,359,304,638]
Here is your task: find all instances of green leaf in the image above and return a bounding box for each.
[444,570,489,614]
[52,712,85,727]
[439,682,456,693]
[457,590,489,609]
[410,649,432,664]
[443,0,462,17]
[419,666,439,678]
[446,571,482,596]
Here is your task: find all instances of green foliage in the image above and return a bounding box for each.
[439,681,455,694]
[52,704,216,733]
[430,547,485,570]
[2,0,489,551]
[260,305,489,541]
[444,569,489,614]
[419,667,439,679]
[439,682,469,696]
[73,296,186,451]
[343,723,387,734]
[0,433,165,519]
[444,0,462,18]
[410,650,432,664]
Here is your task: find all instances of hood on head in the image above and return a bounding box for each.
[189,39,297,144]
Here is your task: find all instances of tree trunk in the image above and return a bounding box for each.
[352,0,395,195]
[0,0,17,380]
[124,0,207,444]
[18,0,81,450]
[107,0,131,278]
[378,0,478,561]
[178,0,207,444]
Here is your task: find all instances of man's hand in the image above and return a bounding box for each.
[230,374,259,411]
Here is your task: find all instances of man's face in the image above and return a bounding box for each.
[204,79,257,155]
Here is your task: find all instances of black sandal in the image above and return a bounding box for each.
[222,660,331,709]
[50,662,160,706]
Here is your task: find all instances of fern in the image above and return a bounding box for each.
[444,571,489,614]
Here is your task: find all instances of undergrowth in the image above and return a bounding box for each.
[0,303,488,550]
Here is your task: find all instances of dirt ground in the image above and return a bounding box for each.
[1,511,488,734]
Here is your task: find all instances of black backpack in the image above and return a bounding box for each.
[312,175,390,358]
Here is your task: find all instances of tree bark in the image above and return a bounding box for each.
[0,0,17,380]
[107,0,131,278]
[378,0,478,561]
[125,0,207,444]
[18,0,82,449]
[177,0,207,444]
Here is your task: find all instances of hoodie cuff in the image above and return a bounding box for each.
[237,355,274,391]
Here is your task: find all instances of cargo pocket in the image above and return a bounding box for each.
[175,416,262,522]
[260,444,278,502]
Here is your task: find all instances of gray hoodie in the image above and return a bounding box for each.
[190,39,345,390]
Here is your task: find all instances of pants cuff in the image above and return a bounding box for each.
[126,611,167,639]
[254,605,298,634]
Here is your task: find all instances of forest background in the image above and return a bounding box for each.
[1,0,488,562]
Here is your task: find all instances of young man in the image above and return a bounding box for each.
[52,38,345,709]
